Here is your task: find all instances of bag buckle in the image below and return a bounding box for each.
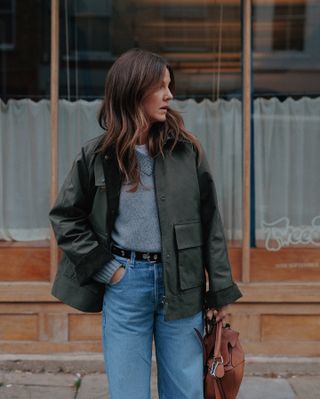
[209,356,224,377]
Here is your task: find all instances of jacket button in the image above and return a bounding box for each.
[160,195,166,201]
[166,253,170,259]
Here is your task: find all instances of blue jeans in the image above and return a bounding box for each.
[102,252,204,399]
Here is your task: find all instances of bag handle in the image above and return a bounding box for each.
[194,318,225,378]
[208,318,225,378]
[205,317,224,361]
[213,320,223,359]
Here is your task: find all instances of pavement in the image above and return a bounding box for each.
[0,354,320,399]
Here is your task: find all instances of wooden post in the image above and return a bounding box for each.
[242,0,251,283]
[50,0,59,281]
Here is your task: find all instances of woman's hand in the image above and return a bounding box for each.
[110,266,125,284]
[206,305,229,322]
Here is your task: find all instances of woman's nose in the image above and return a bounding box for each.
[165,88,173,100]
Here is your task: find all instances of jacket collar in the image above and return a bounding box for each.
[164,132,192,146]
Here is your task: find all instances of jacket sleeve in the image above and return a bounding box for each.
[196,146,242,309]
[49,147,112,286]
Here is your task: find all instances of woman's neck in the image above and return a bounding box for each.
[137,139,146,145]
[137,132,148,145]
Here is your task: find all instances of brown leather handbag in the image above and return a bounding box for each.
[195,319,245,399]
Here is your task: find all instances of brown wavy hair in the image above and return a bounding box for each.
[98,48,202,191]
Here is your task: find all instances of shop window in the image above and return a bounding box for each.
[252,0,320,281]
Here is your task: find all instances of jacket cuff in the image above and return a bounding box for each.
[92,258,123,284]
[205,283,242,309]
[76,245,112,286]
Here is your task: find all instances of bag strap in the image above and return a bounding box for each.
[214,320,223,359]
[195,319,225,380]
[195,319,224,369]
[211,320,224,378]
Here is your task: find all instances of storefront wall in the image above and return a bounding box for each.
[0,0,319,355]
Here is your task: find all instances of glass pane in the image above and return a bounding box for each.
[0,14,14,46]
[0,0,51,99]
[253,0,320,256]
[72,16,111,53]
[75,0,111,15]
[59,0,242,101]
[253,0,320,98]
[0,0,13,12]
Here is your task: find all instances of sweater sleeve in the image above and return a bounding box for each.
[92,258,123,284]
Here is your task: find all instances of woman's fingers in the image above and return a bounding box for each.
[110,266,125,284]
[206,308,217,320]
[206,305,229,322]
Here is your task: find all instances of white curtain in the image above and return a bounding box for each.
[0,100,51,240]
[254,97,320,249]
[1,97,319,246]
[0,99,102,240]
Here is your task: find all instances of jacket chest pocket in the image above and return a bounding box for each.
[174,221,204,290]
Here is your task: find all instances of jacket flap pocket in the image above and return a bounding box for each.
[174,221,203,250]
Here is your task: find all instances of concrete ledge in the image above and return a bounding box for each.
[0,354,320,377]
[244,356,320,377]
[0,354,105,374]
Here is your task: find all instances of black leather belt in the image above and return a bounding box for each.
[111,244,162,262]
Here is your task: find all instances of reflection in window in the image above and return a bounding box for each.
[57,0,243,99]
[130,0,241,100]
[254,1,306,52]
[272,2,305,51]
[0,0,50,100]
[253,0,320,98]
[68,0,112,60]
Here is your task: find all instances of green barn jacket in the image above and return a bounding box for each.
[49,134,242,320]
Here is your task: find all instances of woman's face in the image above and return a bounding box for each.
[142,68,173,125]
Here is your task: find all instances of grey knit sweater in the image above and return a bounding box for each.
[92,144,161,284]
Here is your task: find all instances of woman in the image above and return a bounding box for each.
[49,48,242,399]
